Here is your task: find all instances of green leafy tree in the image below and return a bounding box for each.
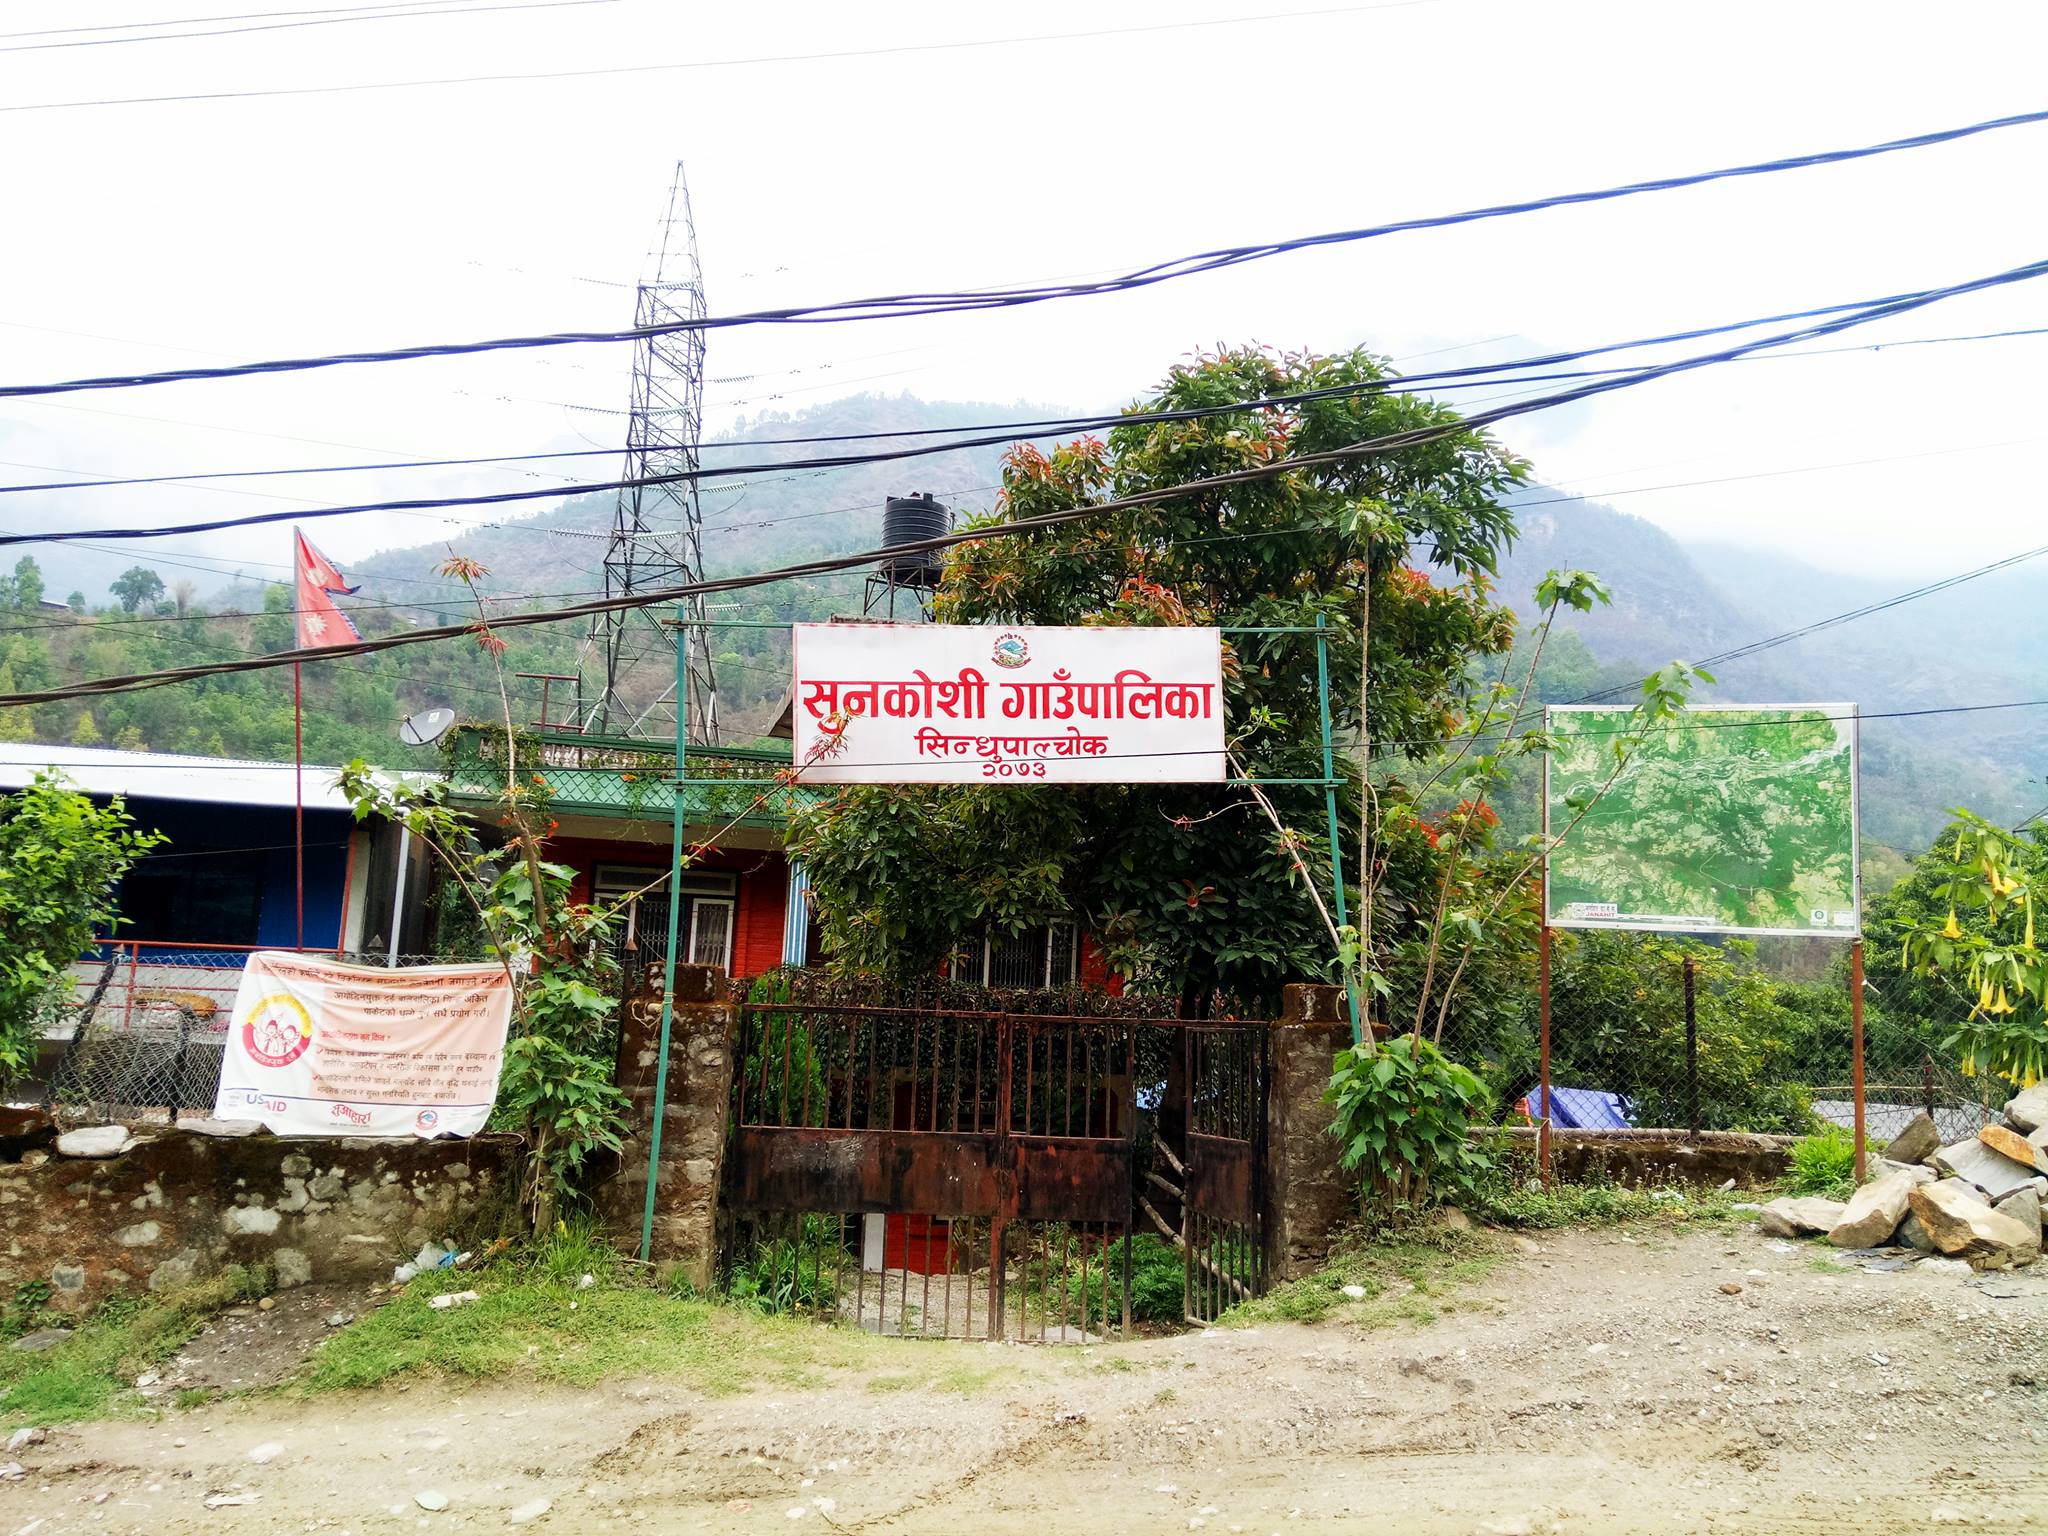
[1897,810,2048,1087]
[109,567,165,614]
[69,711,101,746]
[0,772,165,1081]
[12,557,43,612]
[790,345,1528,1012]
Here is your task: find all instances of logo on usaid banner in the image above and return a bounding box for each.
[241,993,313,1068]
[990,631,1030,669]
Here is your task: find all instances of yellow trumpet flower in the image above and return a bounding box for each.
[1992,985,2016,1015]
[1942,910,1964,940]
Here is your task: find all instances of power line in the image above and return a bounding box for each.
[13,299,2048,507]
[2,3,1442,115]
[7,105,2048,400]
[9,267,2041,710]
[0,0,614,54]
[16,246,2048,553]
[0,1,507,42]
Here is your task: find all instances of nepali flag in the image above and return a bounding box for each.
[294,528,362,649]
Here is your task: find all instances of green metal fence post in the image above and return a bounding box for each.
[639,615,692,1261]
[1314,614,1362,1042]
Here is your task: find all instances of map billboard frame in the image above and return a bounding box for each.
[1542,702,1861,941]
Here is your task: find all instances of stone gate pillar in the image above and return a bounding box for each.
[1265,983,1357,1282]
[604,963,736,1290]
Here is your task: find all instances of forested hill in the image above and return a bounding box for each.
[0,389,2034,851]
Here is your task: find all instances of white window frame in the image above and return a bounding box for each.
[686,896,736,971]
[957,922,1079,988]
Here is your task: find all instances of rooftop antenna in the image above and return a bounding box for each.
[584,162,719,744]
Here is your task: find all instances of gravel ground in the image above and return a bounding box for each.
[6,1224,2047,1535]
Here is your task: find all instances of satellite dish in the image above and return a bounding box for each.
[398,707,457,748]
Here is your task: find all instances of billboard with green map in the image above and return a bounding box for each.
[1544,704,1859,938]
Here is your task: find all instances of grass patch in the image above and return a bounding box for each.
[302,1261,884,1397]
[1785,1127,1859,1201]
[1476,1179,1752,1230]
[1220,1227,1501,1329]
[299,1223,939,1399]
[0,1265,271,1431]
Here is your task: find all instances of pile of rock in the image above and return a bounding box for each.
[1757,1085,2048,1272]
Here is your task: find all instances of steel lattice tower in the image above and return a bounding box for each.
[586,163,718,743]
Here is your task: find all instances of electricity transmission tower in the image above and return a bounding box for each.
[585,163,718,743]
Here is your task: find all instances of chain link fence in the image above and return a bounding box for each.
[40,945,475,1126]
[1394,928,2000,1158]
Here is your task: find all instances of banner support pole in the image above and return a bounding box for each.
[1313,614,1361,1043]
[640,618,690,1262]
[1538,922,1553,1188]
[1851,937,1867,1183]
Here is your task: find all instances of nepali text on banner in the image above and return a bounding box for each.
[213,952,514,1138]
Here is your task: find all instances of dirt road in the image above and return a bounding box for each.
[8,1226,2046,1535]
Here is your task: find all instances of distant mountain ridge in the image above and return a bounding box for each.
[332,392,2043,848]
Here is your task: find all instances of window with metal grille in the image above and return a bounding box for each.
[951,922,1078,988]
[595,866,737,973]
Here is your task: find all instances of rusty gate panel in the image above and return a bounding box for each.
[730,1128,1005,1216]
[1182,1023,1269,1325]
[1013,1137,1133,1223]
[1183,1131,1256,1226]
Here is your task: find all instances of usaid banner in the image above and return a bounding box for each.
[791,622,1225,783]
[214,952,515,1137]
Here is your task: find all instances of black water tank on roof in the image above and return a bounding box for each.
[878,492,950,588]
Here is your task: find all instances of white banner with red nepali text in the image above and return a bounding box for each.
[213,952,514,1138]
[791,623,1225,783]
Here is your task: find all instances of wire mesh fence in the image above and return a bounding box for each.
[1397,928,2000,1158]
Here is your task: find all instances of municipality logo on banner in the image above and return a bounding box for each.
[214,952,514,1138]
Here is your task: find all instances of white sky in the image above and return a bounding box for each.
[3,0,2047,600]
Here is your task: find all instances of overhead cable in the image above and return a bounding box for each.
[14,248,2048,552]
[8,255,2045,709]
[3,104,2046,400]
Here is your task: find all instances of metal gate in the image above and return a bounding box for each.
[723,1000,1269,1339]
[1182,1023,1269,1324]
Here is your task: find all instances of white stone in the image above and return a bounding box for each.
[1827,1171,1918,1248]
[55,1126,131,1159]
[1933,1136,2040,1201]
[223,1206,281,1237]
[116,1221,161,1248]
[2005,1084,2048,1134]
[414,1490,449,1512]
[247,1442,284,1464]
[1909,1182,2042,1270]
[507,1498,551,1524]
[179,1118,260,1138]
[273,1248,312,1289]
[1757,1197,1845,1237]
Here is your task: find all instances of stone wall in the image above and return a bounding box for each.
[597,963,736,1290]
[0,1124,521,1314]
[1497,1126,1794,1187]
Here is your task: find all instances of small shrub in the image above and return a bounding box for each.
[1328,1037,1494,1214]
[1104,1233,1185,1324]
[728,1215,843,1313]
[1786,1126,1858,1199]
